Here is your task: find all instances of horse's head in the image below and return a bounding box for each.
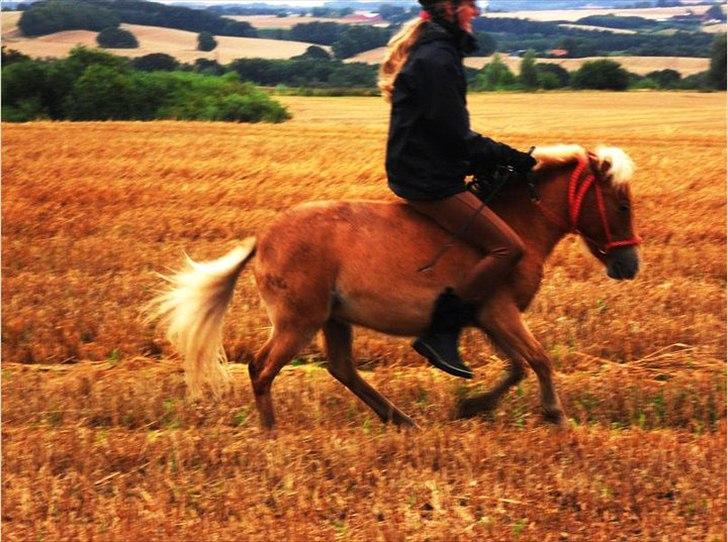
[533,145,641,280]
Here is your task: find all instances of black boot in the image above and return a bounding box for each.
[412,288,476,379]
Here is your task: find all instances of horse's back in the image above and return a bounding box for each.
[255,200,479,334]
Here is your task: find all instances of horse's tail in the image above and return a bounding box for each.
[146,237,257,399]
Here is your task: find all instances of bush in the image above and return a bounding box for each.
[97,27,139,49]
[197,31,217,52]
[571,59,629,90]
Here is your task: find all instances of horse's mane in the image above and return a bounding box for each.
[532,144,635,187]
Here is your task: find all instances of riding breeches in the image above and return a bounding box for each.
[407,190,525,304]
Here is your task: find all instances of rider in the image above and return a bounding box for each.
[379,0,537,379]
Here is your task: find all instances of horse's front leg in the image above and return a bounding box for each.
[458,302,567,427]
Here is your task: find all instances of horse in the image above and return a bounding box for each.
[148,144,641,430]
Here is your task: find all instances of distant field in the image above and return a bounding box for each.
[2,92,725,540]
[1,17,325,63]
[227,14,378,29]
[348,48,710,76]
[485,4,719,22]
[558,23,637,34]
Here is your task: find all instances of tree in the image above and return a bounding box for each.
[708,34,726,90]
[571,59,629,90]
[472,55,517,91]
[132,53,179,72]
[197,31,217,52]
[535,63,570,88]
[97,27,139,49]
[644,69,681,89]
[1,46,30,66]
[64,64,136,120]
[518,50,538,90]
[299,45,331,60]
[19,0,120,37]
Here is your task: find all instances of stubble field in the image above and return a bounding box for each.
[2,92,726,541]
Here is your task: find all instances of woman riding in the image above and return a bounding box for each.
[379,0,537,379]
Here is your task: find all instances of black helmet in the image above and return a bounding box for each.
[419,0,463,6]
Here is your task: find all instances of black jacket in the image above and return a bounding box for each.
[385,22,523,201]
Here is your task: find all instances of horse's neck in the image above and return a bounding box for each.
[491,170,571,306]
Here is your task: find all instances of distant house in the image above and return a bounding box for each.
[548,49,569,58]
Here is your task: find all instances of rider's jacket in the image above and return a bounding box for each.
[385,21,525,201]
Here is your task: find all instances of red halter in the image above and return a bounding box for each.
[533,156,642,255]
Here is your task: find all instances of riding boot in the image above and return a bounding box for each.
[412,287,476,379]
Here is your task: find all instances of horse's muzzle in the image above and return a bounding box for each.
[606,246,639,280]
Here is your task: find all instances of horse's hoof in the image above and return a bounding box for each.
[542,408,568,429]
[393,413,418,429]
[456,394,499,419]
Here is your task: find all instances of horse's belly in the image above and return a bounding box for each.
[257,200,481,335]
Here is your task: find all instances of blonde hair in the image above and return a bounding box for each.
[378,17,428,102]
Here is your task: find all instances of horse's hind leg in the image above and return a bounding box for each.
[323,319,416,427]
[249,324,318,430]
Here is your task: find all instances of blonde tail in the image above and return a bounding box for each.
[146,237,257,399]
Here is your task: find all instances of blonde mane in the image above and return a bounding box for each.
[533,144,635,187]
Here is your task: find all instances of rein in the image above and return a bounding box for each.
[529,156,642,255]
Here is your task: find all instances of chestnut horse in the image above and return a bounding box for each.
[149,144,640,429]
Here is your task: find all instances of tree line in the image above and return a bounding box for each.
[472,17,718,58]
[18,0,256,38]
[473,33,725,91]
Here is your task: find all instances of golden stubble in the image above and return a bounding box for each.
[2,92,726,541]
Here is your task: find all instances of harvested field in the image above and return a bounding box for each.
[1,21,325,63]
[2,92,726,540]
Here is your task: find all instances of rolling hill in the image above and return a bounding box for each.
[1,12,328,63]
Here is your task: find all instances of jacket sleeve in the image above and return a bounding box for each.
[412,51,533,173]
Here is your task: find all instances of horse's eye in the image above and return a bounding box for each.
[619,202,630,212]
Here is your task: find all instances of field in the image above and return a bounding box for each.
[3,92,726,540]
[0,13,324,63]
[226,14,380,29]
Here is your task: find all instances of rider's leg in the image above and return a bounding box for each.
[407,190,525,378]
[410,190,524,303]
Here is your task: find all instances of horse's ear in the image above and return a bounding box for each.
[600,158,612,176]
[596,157,612,183]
